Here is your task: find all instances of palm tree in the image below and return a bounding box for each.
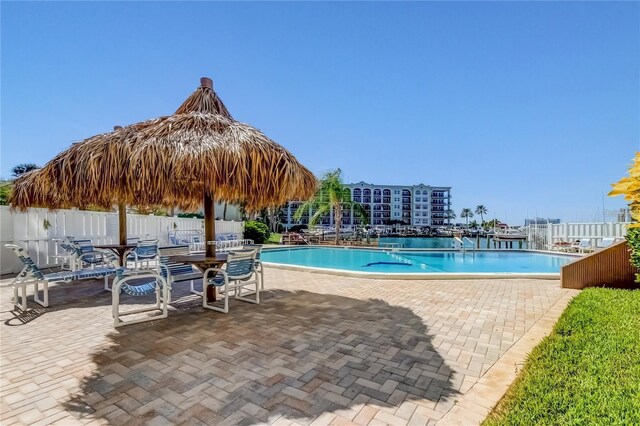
[475,205,488,227]
[293,169,368,244]
[445,209,456,226]
[460,208,474,226]
[485,218,501,229]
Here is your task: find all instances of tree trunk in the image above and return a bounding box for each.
[268,208,278,232]
[335,205,341,245]
[222,203,228,221]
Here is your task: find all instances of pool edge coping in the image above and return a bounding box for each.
[262,261,561,280]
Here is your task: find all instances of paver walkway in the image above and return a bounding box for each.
[0,268,573,425]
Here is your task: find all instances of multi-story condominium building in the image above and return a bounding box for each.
[281,182,452,228]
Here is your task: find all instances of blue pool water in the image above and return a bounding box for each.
[379,237,528,249]
[261,247,574,274]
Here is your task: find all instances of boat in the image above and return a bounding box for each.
[492,227,527,240]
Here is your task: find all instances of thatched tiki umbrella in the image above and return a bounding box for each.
[11,77,316,256]
[11,123,141,245]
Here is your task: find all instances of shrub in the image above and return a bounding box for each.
[244,220,270,244]
[609,153,639,281]
[626,227,640,283]
[177,212,205,219]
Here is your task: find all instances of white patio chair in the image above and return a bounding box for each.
[5,244,117,311]
[124,239,159,270]
[202,249,259,314]
[112,269,168,327]
[72,239,119,269]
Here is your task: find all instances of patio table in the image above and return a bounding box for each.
[166,253,229,301]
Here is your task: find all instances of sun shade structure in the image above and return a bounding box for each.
[11,77,317,256]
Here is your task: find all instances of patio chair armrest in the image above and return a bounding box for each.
[158,263,171,280]
[123,248,138,262]
[203,267,227,286]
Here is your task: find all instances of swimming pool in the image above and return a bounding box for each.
[261,247,575,276]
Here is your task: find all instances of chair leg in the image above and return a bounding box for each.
[112,284,120,327]
[234,279,260,305]
[33,281,49,308]
[203,282,228,313]
[189,280,203,296]
[104,275,112,292]
[259,267,264,290]
[13,284,29,311]
[112,275,168,327]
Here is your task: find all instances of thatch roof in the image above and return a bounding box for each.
[10,77,316,211]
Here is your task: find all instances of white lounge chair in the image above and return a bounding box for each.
[596,237,617,250]
[5,244,117,310]
[573,238,594,254]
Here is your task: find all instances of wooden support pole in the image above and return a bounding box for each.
[118,203,127,246]
[204,191,216,258]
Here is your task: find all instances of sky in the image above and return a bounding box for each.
[1,1,638,225]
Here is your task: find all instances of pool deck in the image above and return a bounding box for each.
[0,268,577,425]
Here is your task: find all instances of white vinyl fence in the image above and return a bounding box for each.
[526,222,629,250]
[0,206,243,274]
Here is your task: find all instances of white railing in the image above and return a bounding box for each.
[0,206,243,274]
[526,222,629,250]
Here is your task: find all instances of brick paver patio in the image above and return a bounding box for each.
[0,268,572,425]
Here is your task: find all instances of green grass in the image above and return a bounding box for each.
[266,233,282,244]
[484,288,640,426]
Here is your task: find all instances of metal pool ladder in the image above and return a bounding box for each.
[453,237,476,254]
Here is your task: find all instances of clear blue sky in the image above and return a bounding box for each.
[2,2,638,224]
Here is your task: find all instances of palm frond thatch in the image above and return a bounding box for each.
[10,78,316,212]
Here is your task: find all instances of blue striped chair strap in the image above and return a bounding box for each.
[169,264,195,275]
[120,281,158,296]
[207,252,256,286]
[128,245,158,259]
[159,263,194,279]
[81,254,106,264]
[44,267,116,282]
[10,247,46,279]
[208,273,226,286]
